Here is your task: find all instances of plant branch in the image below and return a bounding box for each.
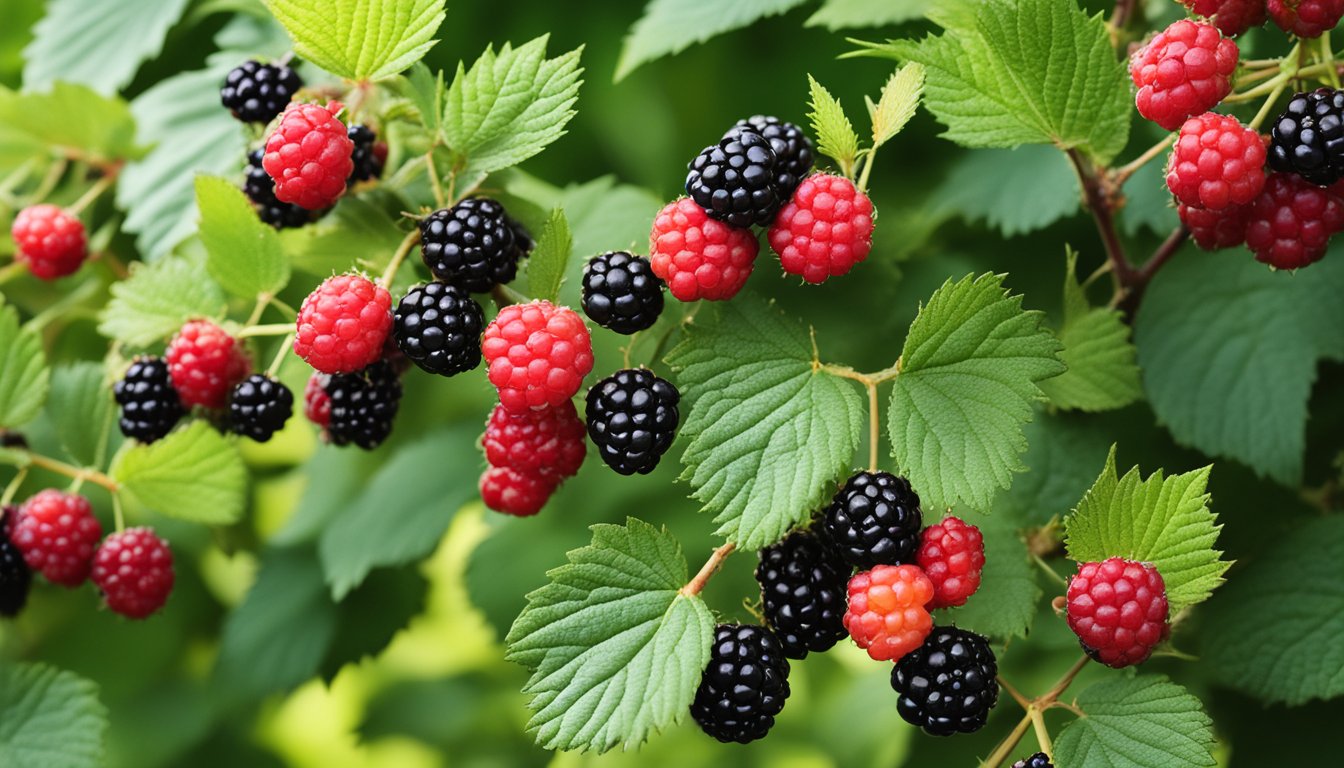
[983,713,1034,768]
[1030,707,1054,757]
[866,381,879,472]
[1113,135,1174,186]
[1113,225,1189,317]
[67,170,118,216]
[379,228,420,288]
[680,542,736,597]
[1066,148,1136,290]
[25,452,118,493]
[1109,0,1137,37]
[237,322,294,338]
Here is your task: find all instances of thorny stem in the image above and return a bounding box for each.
[379,229,420,288]
[24,452,118,493]
[680,542,736,597]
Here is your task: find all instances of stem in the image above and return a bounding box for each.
[1030,707,1054,757]
[818,362,901,387]
[66,171,117,216]
[1066,148,1136,290]
[1,467,28,507]
[1248,79,1290,131]
[1113,226,1189,316]
[680,542,736,597]
[1324,33,1342,89]
[491,283,528,309]
[426,151,446,209]
[866,382,879,472]
[237,322,294,338]
[857,145,877,193]
[245,293,271,328]
[111,493,125,533]
[998,675,1031,710]
[26,453,118,492]
[983,713,1034,768]
[268,296,298,318]
[0,261,25,286]
[379,229,420,288]
[29,157,68,204]
[266,333,296,378]
[1113,135,1174,186]
[1033,553,1070,589]
[1109,0,1137,37]
[1042,655,1090,703]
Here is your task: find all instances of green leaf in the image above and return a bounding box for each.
[1065,447,1227,614]
[937,509,1039,639]
[397,62,445,136]
[1202,516,1344,705]
[1054,676,1216,768]
[888,273,1065,512]
[195,175,290,299]
[1135,250,1344,486]
[525,208,572,304]
[870,0,1131,164]
[807,0,932,30]
[0,299,50,429]
[264,0,445,81]
[111,421,247,525]
[666,297,865,550]
[0,662,107,768]
[807,75,860,175]
[505,518,714,753]
[929,146,1079,237]
[48,363,112,467]
[1040,251,1142,412]
[281,194,410,278]
[868,63,924,149]
[23,0,191,95]
[443,36,584,178]
[997,408,1115,527]
[0,82,138,164]
[98,255,227,346]
[616,0,810,81]
[1120,156,1178,237]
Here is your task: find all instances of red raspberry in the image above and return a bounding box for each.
[481,300,594,413]
[1130,20,1239,131]
[1268,0,1344,38]
[303,372,331,427]
[1178,201,1251,249]
[842,564,935,662]
[483,400,586,481]
[294,274,393,375]
[10,490,103,587]
[10,204,87,280]
[1244,172,1344,268]
[649,198,759,301]
[166,320,251,409]
[1166,113,1265,210]
[767,173,875,284]
[91,527,174,619]
[261,101,354,210]
[1181,1,1269,36]
[916,516,986,609]
[479,466,555,517]
[1066,558,1169,668]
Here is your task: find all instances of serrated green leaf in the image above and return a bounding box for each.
[111,421,247,525]
[397,61,445,136]
[616,0,809,81]
[0,82,139,164]
[525,208,571,304]
[997,408,1115,527]
[929,146,1080,237]
[0,662,107,768]
[868,63,924,149]
[1065,447,1227,614]
[98,255,227,346]
[937,510,1039,638]
[264,0,445,81]
[807,0,931,29]
[23,0,190,95]
[807,75,860,175]
[443,36,583,178]
[1202,516,1344,705]
[48,363,112,467]
[0,299,49,429]
[1041,251,1142,412]
[1135,250,1344,486]
[195,175,290,299]
[888,273,1065,512]
[505,518,714,753]
[666,297,865,549]
[1054,676,1216,768]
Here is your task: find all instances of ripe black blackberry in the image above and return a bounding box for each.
[823,471,922,569]
[393,282,484,376]
[1268,88,1344,185]
[690,624,791,744]
[755,526,850,659]
[220,59,302,124]
[418,198,526,292]
[724,115,814,198]
[347,124,384,183]
[228,374,294,442]
[891,626,999,736]
[114,356,184,444]
[686,130,783,227]
[585,369,679,475]
[1012,754,1053,768]
[244,150,318,229]
[1,506,31,618]
[326,361,402,450]
[581,251,664,334]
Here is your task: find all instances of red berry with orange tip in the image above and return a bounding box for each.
[842,564,935,662]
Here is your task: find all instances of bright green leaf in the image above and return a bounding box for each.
[1041,251,1142,412]
[23,0,191,95]
[616,0,809,81]
[48,363,112,467]
[929,146,1079,237]
[807,0,931,30]
[666,297,865,549]
[0,299,50,429]
[937,509,1039,639]
[397,62,445,136]
[888,273,1065,512]
[807,75,860,175]
[112,421,247,525]
[522,208,569,304]
[0,82,138,164]
[195,175,290,298]
[0,662,107,768]
[98,255,227,346]
[264,0,445,81]
[506,518,714,753]
[1054,676,1216,768]
[868,63,924,148]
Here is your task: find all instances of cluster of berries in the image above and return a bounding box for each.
[1,493,173,621]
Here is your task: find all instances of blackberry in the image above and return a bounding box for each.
[755,526,850,659]
[585,369,679,475]
[1268,88,1344,185]
[418,198,526,291]
[724,115,814,198]
[393,282,484,376]
[228,374,294,442]
[114,356,184,444]
[890,626,999,736]
[326,361,402,449]
[1,506,31,618]
[686,131,783,228]
[581,251,664,334]
[690,624,791,744]
[823,471,923,569]
[220,59,302,124]
[347,124,384,183]
[1012,754,1053,768]
[244,150,319,229]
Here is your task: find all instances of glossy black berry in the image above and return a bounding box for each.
[755,526,850,659]
[1269,88,1344,185]
[891,626,999,736]
[326,361,401,450]
[686,130,783,227]
[393,282,484,376]
[823,471,922,569]
[114,356,184,444]
[585,369,679,475]
[581,251,664,334]
[724,115,814,198]
[220,59,302,124]
[1012,754,1054,768]
[418,198,527,292]
[691,624,791,744]
[244,149,319,229]
[0,506,31,618]
[228,374,294,442]
[347,124,384,183]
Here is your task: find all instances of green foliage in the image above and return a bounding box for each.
[997,408,1114,527]
[0,82,139,163]
[98,255,227,347]
[0,298,50,429]
[1040,251,1142,412]
[667,297,865,550]
[1053,676,1216,768]
[616,0,810,81]
[868,63,924,149]
[807,75,860,176]
[47,363,112,467]
[937,509,1039,638]
[888,273,1065,512]
[525,208,571,304]
[22,0,191,95]
[265,0,445,81]
[807,0,931,30]
[398,62,444,134]
[506,519,714,753]
[111,421,247,525]
[929,146,1080,237]
[195,175,290,299]
[0,662,107,768]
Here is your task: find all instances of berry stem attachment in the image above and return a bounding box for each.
[237,322,294,338]
[379,228,421,288]
[680,541,736,597]
[24,452,118,493]
[66,170,118,216]
[856,145,877,194]
[1066,148,1136,291]
[1248,79,1290,131]
[1032,552,1070,589]
[245,293,272,328]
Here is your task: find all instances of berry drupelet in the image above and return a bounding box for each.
[220,59,302,124]
[1268,88,1344,186]
[724,115,814,198]
[585,369,680,475]
[325,361,402,450]
[690,624,791,744]
[581,251,665,334]
[228,374,294,442]
[755,525,850,658]
[114,356,184,443]
[891,626,1000,736]
[686,130,783,228]
[418,198,527,292]
[393,281,484,377]
[823,471,923,569]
